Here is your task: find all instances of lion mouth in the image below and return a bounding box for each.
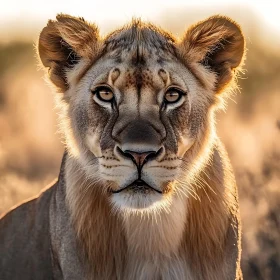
[111,179,162,194]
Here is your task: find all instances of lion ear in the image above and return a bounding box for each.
[179,16,245,93]
[38,14,100,91]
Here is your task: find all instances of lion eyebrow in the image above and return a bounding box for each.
[108,68,121,85]
[158,68,170,86]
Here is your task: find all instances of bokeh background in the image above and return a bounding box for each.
[0,1,279,279]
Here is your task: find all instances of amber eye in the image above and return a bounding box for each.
[92,86,114,102]
[164,88,184,104]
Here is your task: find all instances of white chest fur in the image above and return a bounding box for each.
[122,196,193,280]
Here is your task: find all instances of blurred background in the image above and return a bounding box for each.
[0,0,279,279]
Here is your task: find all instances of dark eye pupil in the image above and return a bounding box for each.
[168,92,178,97]
[93,86,114,102]
[165,89,182,103]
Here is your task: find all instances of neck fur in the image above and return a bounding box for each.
[64,154,191,279]
[64,145,234,279]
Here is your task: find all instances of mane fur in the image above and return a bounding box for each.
[65,137,240,279]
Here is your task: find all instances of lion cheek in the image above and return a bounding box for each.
[85,132,102,157]
[177,135,194,158]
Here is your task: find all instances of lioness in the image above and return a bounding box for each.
[0,14,245,280]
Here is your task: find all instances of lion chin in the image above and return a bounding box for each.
[109,179,172,212]
[111,191,166,212]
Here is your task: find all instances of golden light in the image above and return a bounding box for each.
[0,0,279,43]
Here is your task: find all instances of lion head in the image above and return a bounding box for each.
[38,15,244,211]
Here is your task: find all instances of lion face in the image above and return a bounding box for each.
[72,54,202,210]
[38,15,244,211]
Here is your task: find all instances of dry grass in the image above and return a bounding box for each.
[0,36,279,279]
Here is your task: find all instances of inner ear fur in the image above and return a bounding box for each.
[38,14,100,91]
[179,15,245,93]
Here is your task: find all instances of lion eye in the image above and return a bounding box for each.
[92,86,114,102]
[164,88,184,104]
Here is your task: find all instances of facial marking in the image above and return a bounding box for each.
[177,134,195,158]
[86,130,102,158]
[108,68,120,85]
[158,68,170,86]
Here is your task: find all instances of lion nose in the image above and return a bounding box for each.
[117,147,163,169]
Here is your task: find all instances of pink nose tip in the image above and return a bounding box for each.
[116,146,163,169]
[125,151,155,168]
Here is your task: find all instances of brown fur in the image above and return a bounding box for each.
[178,16,245,93]
[38,14,102,91]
